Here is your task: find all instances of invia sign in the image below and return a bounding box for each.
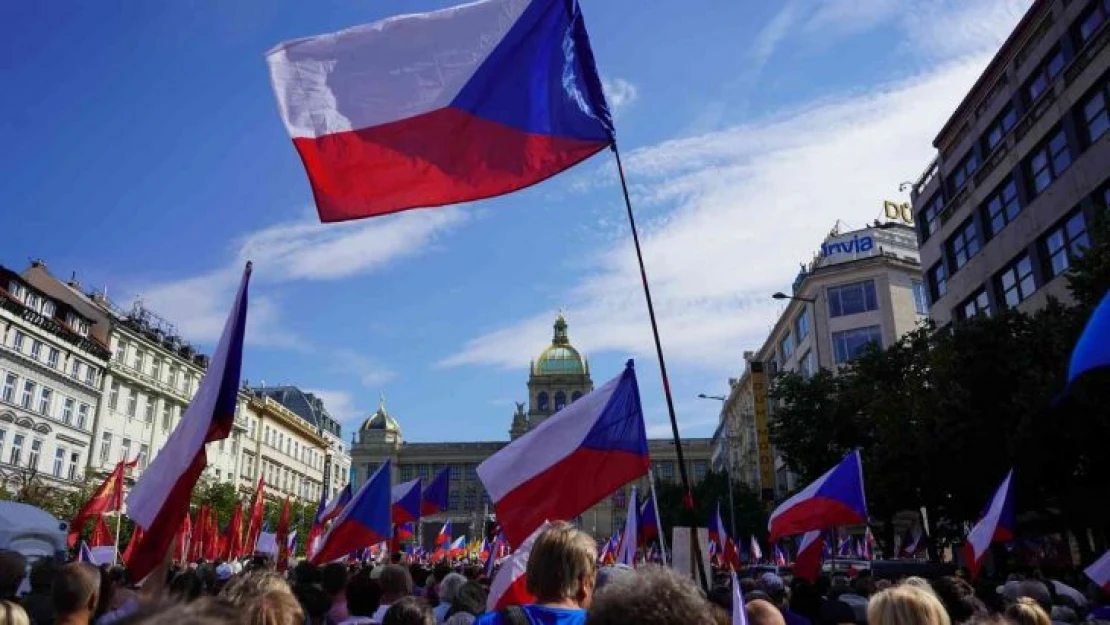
[820,232,874,257]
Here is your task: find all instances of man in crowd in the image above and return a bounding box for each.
[52,563,99,625]
[586,566,715,625]
[372,566,414,623]
[760,573,811,625]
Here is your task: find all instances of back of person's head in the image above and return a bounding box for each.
[748,599,788,625]
[586,565,716,625]
[1006,597,1052,625]
[759,573,787,604]
[433,565,452,584]
[818,599,858,625]
[219,570,304,625]
[170,569,205,602]
[930,576,986,625]
[346,570,381,617]
[867,584,950,625]
[0,600,30,625]
[382,596,434,625]
[321,562,349,597]
[379,565,414,601]
[0,552,25,599]
[28,558,58,594]
[410,566,431,590]
[525,521,597,606]
[52,563,99,617]
[114,596,239,625]
[447,582,487,619]
[293,583,332,625]
[707,585,732,612]
[438,573,467,605]
[293,562,319,587]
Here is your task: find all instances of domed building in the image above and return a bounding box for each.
[349,314,713,547]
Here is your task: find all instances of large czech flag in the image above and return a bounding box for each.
[478,360,649,548]
[311,460,393,564]
[963,469,1015,579]
[267,0,615,224]
[768,450,868,541]
[391,478,422,525]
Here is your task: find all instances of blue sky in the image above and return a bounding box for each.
[0,0,1029,442]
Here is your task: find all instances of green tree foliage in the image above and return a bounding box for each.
[653,470,768,544]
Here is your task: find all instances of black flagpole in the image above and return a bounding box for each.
[611,142,709,591]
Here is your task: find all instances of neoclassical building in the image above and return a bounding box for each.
[350,315,712,545]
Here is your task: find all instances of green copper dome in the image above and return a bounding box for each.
[360,393,401,435]
[532,315,588,376]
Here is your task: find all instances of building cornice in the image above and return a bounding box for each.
[249,396,328,448]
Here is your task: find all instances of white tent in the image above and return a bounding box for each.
[0,502,67,560]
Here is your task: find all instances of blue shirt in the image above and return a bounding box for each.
[473,605,586,625]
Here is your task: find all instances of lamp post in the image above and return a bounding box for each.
[772,292,822,370]
[697,393,737,540]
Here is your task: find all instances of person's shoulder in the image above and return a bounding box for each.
[524,605,586,624]
[472,611,502,625]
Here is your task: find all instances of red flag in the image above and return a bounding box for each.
[276,496,291,571]
[176,512,192,562]
[203,510,220,561]
[190,506,210,562]
[122,525,144,564]
[68,458,138,547]
[123,264,251,581]
[224,502,244,560]
[90,515,113,547]
[245,478,265,556]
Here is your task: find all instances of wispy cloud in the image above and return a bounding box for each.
[602,77,639,114]
[306,388,364,428]
[750,2,802,76]
[332,348,396,388]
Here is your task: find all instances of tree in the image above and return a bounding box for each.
[654,470,767,546]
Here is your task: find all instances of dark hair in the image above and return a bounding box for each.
[52,563,100,616]
[294,583,333,623]
[382,597,434,625]
[707,586,732,612]
[0,551,25,599]
[379,565,414,599]
[587,566,716,625]
[931,576,986,625]
[433,565,452,583]
[346,571,381,617]
[410,565,431,589]
[28,558,58,593]
[321,563,349,596]
[446,582,487,619]
[170,570,205,602]
[293,561,320,587]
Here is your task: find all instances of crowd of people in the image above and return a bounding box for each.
[0,522,1104,625]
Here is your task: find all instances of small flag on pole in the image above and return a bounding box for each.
[963,470,1015,579]
[617,487,638,566]
[311,460,392,565]
[422,469,450,516]
[1084,549,1110,592]
[391,478,422,525]
[731,571,748,625]
[1066,290,1110,386]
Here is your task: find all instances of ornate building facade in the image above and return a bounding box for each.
[350,316,713,544]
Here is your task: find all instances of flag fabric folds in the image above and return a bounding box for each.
[90,516,113,547]
[963,470,1016,579]
[478,361,649,547]
[750,537,763,563]
[1066,289,1110,386]
[487,522,549,611]
[422,469,450,516]
[617,487,638,566]
[266,0,615,224]
[276,496,292,571]
[793,531,824,583]
[768,450,868,541]
[391,478,422,524]
[122,525,144,565]
[639,491,659,545]
[125,263,251,580]
[1084,549,1110,592]
[436,521,453,547]
[68,457,137,547]
[320,484,352,525]
[311,460,392,565]
[245,478,266,557]
[731,571,748,625]
[224,502,244,560]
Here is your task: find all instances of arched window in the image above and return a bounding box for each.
[571,391,583,403]
[554,391,567,411]
[537,392,549,412]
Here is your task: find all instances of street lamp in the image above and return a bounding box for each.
[696,393,738,540]
[771,292,822,370]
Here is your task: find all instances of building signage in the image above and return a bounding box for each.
[883,200,914,225]
[820,232,874,257]
[750,362,775,502]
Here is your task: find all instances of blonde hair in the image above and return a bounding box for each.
[220,571,304,625]
[525,521,598,602]
[0,601,29,625]
[1006,597,1052,625]
[867,584,950,625]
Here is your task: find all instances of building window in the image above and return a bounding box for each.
[827,280,878,317]
[450,464,461,481]
[161,403,171,431]
[537,392,549,412]
[1025,47,1065,103]
[100,433,112,464]
[997,254,1037,308]
[78,404,89,430]
[113,341,125,363]
[132,349,143,371]
[571,390,583,402]
[12,332,25,352]
[554,391,567,411]
[465,490,477,511]
[795,308,811,341]
[1,374,15,404]
[694,460,708,481]
[30,341,42,361]
[780,332,794,359]
[947,148,979,193]
[983,177,1021,237]
[660,462,675,481]
[29,439,41,470]
[70,359,81,379]
[20,381,36,410]
[61,397,74,425]
[108,381,120,411]
[400,464,413,481]
[1028,128,1071,195]
[10,435,24,466]
[833,326,883,364]
[144,396,155,423]
[1045,211,1090,277]
[68,452,79,480]
[983,104,1017,152]
[918,192,944,241]
[0,431,6,463]
[1082,85,1110,145]
[121,438,132,463]
[912,280,928,315]
[947,218,981,271]
[126,389,137,418]
[151,358,161,382]
[85,366,97,387]
[53,448,65,477]
[798,349,816,378]
[140,444,149,470]
[168,366,178,389]
[960,289,992,320]
[46,348,59,369]
[1077,0,1109,45]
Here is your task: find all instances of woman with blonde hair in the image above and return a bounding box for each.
[1005,597,1052,625]
[0,600,29,625]
[868,584,951,625]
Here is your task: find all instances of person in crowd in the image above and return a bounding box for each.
[585,565,716,625]
[0,553,26,602]
[593,566,633,593]
[214,564,235,595]
[443,582,487,625]
[322,563,351,624]
[476,521,596,625]
[760,573,810,625]
[112,597,239,625]
[339,569,381,625]
[816,598,858,625]
[931,576,987,625]
[1087,584,1110,621]
[220,571,304,625]
[52,564,100,625]
[410,568,431,599]
[0,600,30,625]
[293,583,333,625]
[433,574,466,624]
[169,570,205,603]
[1006,597,1052,625]
[372,566,414,623]
[868,584,951,625]
[383,598,434,625]
[23,557,58,625]
[748,599,789,625]
[788,579,821,624]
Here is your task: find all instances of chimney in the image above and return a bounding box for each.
[30,259,46,269]
[67,271,81,290]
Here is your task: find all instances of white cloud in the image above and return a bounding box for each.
[332,349,396,387]
[750,2,802,75]
[602,78,639,113]
[900,0,1032,61]
[306,388,364,427]
[803,0,901,37]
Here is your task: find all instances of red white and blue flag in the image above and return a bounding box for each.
[616,487,638,566]
[267,0,615,224]
[731,571,748,625]
[774,545,787,567]
[639,491,660,545]
[422,468,451,516]
[750,536,763,563]
[768,450,868,541]
[1084,549,1110,592]
[125,263,251,580]
[436,521,453,547]
[478,361,649,548]
[311,460,393,564]
[391,478,422,525]
[963,469,1015,579]
[320,484,353,526]
[487,522,549,611]
[793,531,824,583]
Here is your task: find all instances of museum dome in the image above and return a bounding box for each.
[360,393,401,436]
[532,315,588,376]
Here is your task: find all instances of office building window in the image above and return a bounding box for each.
[400,464,413,481]
[983,177,1021,237]
[1083,85,1110,144]
[780,333,794,359]
[12,332,24,352]
[961,289,992,320]
[1045,211,1090,277]
[947,149,979,192]
[121,438,132,463]
[100,433,112,464]
[948,218,981,271]
[68,452,80,480]
[85,366,97,387]
[1028,128,1071,194]
[465,490,476,511]
[1025,47,1065,103]
[10,435,23,466]
[29,440,41,470]
[449,491,460,510]
[78,404,89,430]
[108,381,120,410]
[998,254,1037,308]
[113,341,125,362]
[144,396,154,423]
[918,192,944,240]
[126,389,137,417]
[46,348,59,369]
[30,341,42,361]
[827,280,878,317]
[1,374,16,404]
[833,326,883,364]
[799,350,816,378]
[53,447,65,477]
[151,358,161,382]
[161,403,171,431]
[168,366,178,389]
[61,397,74,425]
[20,381,35,409]
[795,308,811,341]
[1077,1,1109,44]
[983,104,1017,152]
[70,359,81,379]
[132,349,143,371]
[912,280,929,315]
